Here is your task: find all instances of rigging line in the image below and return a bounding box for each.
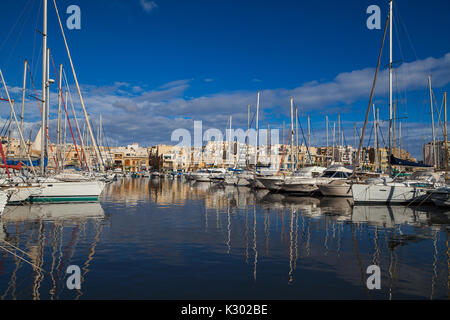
[53,0,103,172]
[29,0,42,77]
[0,239,35,260]
[295,109,312,165]
[0,0,33,53]
[5,0,34,75]
[61,66,89,170]
[431,89,445,139]
[0,116,12,137]
[90,117,105,167]
[102,126,115,166]
[0,244,46,273]
[58,62,86,170]
[396,1,420,63]
[25,62,59,169]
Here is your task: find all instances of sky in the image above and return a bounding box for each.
[0,0,449,160]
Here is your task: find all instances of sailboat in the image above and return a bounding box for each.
[0,0,106,203]
[351,0,438,204]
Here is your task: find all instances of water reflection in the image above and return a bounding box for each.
[0,177,448,299]
[0,203,105,300]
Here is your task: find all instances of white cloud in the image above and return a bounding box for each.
[2,53,449,160]
[139,0,158,13]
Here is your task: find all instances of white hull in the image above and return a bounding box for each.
[352,183,429,204]
[13,181,107,203]
[318,182,352,197]
[1,202,105,221]
[281,182,318,193]
[256,176,285,191]
[0,191,7,216]
[6,186,44,203]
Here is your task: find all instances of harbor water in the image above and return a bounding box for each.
[0,177,449,299]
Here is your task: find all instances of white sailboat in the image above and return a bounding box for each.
[351,0,436,204]
[279,166,326,193]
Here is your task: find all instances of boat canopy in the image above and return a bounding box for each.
[4,157,48,168]
[389,155,432,168]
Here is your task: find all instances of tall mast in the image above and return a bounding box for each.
[399,122,402,158]
[393,102,396,157]
[63,90,68,170]
[57,64,62,166]
[290,97,294,171]
[429,76,437,168]
[338,114,341,147]
[46,47,51,168]
[229,115,232,167]
[445,92,448,178]
[255,91,260,167]
[246,104,250,169]
[388,0,393,173]
[377,107,380,171]
[99,114,102,148]
[295,108,299,169]
[307,116,311,164]
[19,60,27,161]
[40,0,47,175]
[373,104,379,171]
[326,116,329,165]
[53,0,103,172]
[332,122,335,162]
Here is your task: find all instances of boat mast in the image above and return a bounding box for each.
[377,107,380,171]
[53,0,103,172]
[99,114,102,149]
[290,97,294,171]
[46,47,50,167]
[246,104,250,169]
[307,116,311,164]
[295,108,299,169]
[332,122,335,162]
[399,121,402,157]
[428,76,437,168]
[57,64,62,168]
[326,115,329,165]
[445,92,448,178]
[40,0,47,175]
[388,0,393,174]
[373,104,379,171]
[63,90,68,170]
[229,115,232,167]
[19,60,27,161]
[338,114,341,147]
[255,91,260,168]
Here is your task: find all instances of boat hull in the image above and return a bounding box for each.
[27,181,106,203]
[256,177,285,191]
[281,182,318,194]
[318,184,352,197]
[352,183,429,204]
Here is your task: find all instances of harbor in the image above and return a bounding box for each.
[0,0,449,303]
[0,176,449,299]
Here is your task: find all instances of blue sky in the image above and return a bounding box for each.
[0,0,449,159]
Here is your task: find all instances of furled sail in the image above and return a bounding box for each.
[389,154,432,168]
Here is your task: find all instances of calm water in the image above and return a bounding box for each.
[0,177,449,300]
